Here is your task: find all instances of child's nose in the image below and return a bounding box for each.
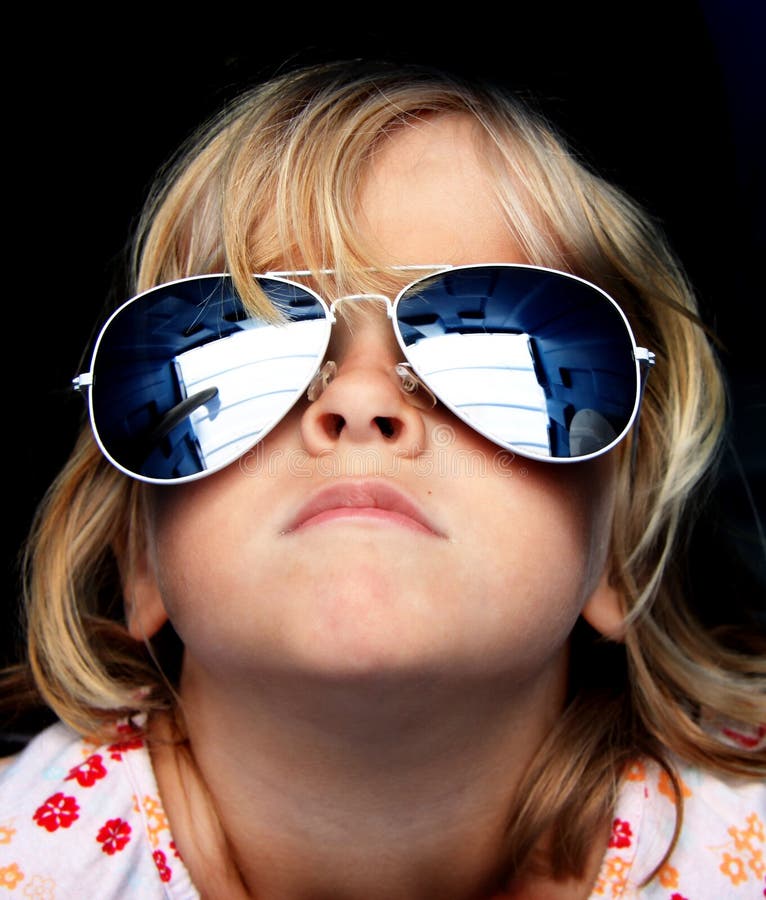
[299,316,428,459]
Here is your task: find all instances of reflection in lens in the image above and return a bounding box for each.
[395,266,638,460]
[404,331,550,453]
[91,276,330,481]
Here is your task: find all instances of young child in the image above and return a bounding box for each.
[1,59,764,899]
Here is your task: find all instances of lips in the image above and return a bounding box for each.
[283,480,444,537]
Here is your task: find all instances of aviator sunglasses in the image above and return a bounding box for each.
[73,263,655,484]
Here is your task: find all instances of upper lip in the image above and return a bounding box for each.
[283,480,445,536]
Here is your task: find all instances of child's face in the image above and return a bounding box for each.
[127,113,623,702]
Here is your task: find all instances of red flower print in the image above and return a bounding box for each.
[96,818,132,854]
[65,753,107,787]
[33,793,80,832]
[107,737,144,760]
[670,894,689,900]
[153,849,172,883]
[722,723,766,749]
[608,818,633,849]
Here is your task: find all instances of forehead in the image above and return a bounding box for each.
[355,113,528,269]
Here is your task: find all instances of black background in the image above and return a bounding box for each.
[3,1,764,665]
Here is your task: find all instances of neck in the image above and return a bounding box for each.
[151,660,598,900]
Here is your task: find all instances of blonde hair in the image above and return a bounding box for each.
[6,60,765,883]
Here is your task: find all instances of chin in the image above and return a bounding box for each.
[293,592,446,680]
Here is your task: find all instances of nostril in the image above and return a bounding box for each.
[318,413,346,438]
[374,416,397,439]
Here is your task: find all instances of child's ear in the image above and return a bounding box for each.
[581,566,626,641]
[120,539,169,642]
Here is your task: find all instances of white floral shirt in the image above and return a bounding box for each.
[0,721,197,898]
[582,754,765,899]
[1,721,764,898]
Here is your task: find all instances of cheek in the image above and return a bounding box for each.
[564,456,618,590]
[147,487,214,634]
[146,473,275,650]
[538,456,617,594]
[444,451,617,641]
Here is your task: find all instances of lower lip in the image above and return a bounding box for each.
[291,507,436,535]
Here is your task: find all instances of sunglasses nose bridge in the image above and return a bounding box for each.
[323,294,404,382]
[329,293,395,318]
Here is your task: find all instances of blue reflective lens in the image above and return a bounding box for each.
[89,275,331,481]
[394,265,641,460]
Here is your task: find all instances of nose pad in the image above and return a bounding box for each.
[393,364,437,411]
[307,360,338,402]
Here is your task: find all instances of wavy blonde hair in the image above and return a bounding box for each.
[6,60,764,883]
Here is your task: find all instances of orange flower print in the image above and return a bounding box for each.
[746,812,765,842]
[658,863,679,888]
[747,848,764,880]
[728,824,755,854]
[0,863,23,889]
[21,874,55,899]
[719,852,747,886]
[608,818,632,849]
[33,793,80,832]
[96,818,132,855]
[657,769,691,805]
[141,795,164,823]
[716,812,766,891]
[65,753,107,788]
[79,738,100,759]
[139,794,170,848]
[624,760,645,782]
[0,825,15,844]
[592,854,630,897]
[605,856,629,880]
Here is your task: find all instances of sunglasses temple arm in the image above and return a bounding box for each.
[630,349,656,480]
